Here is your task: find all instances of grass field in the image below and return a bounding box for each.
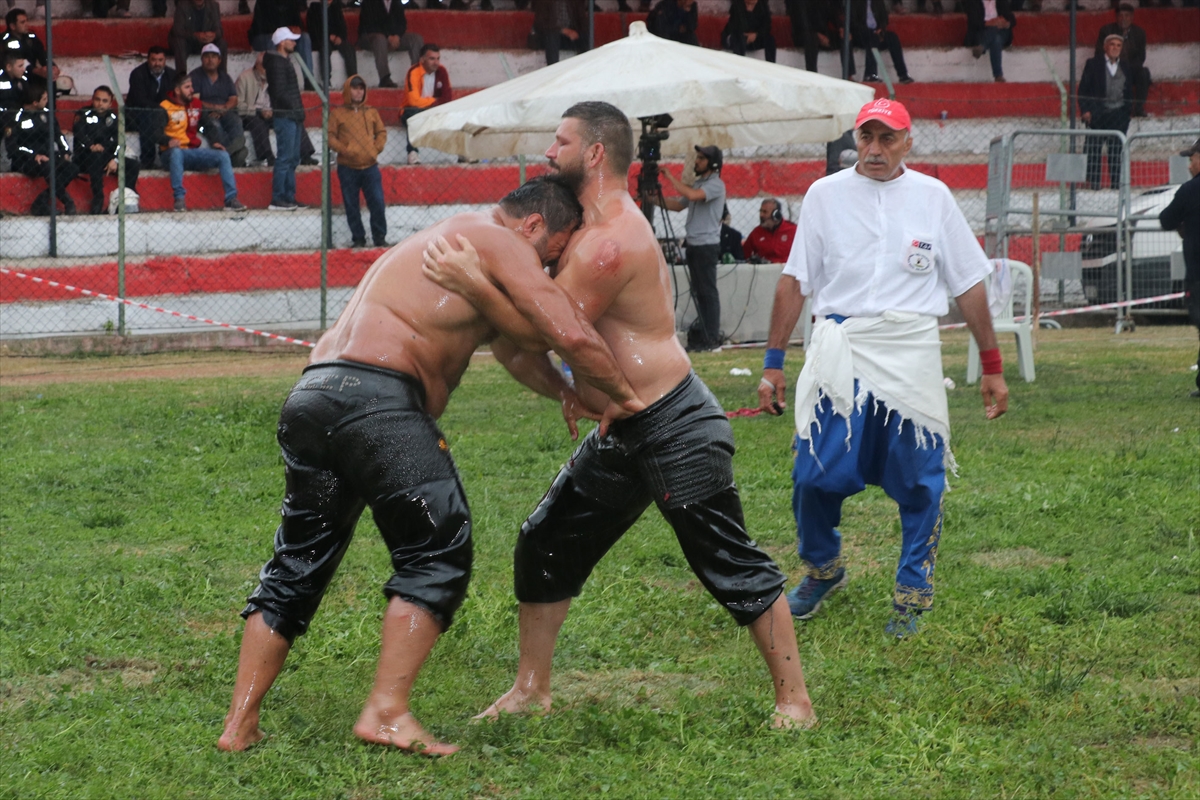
[1,327,1198,799]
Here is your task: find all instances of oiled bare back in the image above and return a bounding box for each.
[311,212,514,417]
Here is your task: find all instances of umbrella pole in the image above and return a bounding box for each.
[842,0,851,80]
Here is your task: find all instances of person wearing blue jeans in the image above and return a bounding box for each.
[264,28,306,210]
[338,164,387,246]
[165,144,241,208]
[964,0,1016,82]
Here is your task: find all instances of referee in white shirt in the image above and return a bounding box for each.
[757,99,1008,637]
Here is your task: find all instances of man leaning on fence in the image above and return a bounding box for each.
[160,73,245,212]
[1160,139,1200,398]
[1078,34,1133,191]
[73,85,139,215]
[330,75,388,248]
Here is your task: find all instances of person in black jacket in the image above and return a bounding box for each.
[722,0,776,62]
[1078,34,1133,190]
[73,86,140,214]
[249,0,315,84]
[264,27,305,210]
[963,0,1016,82]
[849,0,913,83]
[308,0,357,90]
[1094,4,1150,116]
[784,0,822,72]
[357,0,424,88]
[1160,138,1200,396]
[5,78,77,215]
[530,0,588,65]
[126,47,176,169]
[0,51,25,132]
[647,0,699,46]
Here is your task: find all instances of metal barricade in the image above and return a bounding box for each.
[1122,128,1199,319]
[987,128,1128,324]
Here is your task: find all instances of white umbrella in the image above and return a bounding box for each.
[409,21,875,160]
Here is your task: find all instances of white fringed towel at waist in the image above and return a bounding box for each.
[794,311,951,454]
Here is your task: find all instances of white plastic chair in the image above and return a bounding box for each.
[967,259,1036,383]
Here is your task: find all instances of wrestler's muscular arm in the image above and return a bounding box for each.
[491,337,599,440]
[957,281,1009,419]
[424,234,643,416]
[758,274,805,414]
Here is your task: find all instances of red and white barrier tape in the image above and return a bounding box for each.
[0,268,317,348]
[937,291,1185,329]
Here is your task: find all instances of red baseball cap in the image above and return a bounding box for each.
[855,98,912,131]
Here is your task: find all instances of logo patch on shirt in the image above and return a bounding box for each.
[906,253,933,273]
[911,239,932,251]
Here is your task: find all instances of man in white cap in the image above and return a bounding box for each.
[264,26,305,211]
[757,98,1008,637]
[1078,33,1134,190]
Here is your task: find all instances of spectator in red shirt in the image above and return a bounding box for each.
[742,198,797,263]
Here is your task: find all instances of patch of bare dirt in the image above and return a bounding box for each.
[0,352,308,387]
[969,547,1068,570]
[1134,736,1192,751]
[555,668,721,712]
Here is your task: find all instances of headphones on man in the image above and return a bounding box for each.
[770,201,783,224]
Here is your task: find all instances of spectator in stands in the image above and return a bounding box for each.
[784,0,821,72]
[160,73,246,212]
[719,204,745,262]
[743,198,798,263]
[531,0,588,66]
[189,44,248,168]
[92,0,133,18]
[1079,34,1133,190]
[850,0,914,84]
[170,0,227,78]
[3,8,71,96]
[6,78,77,215]
[235,52,318,167]
[0,50,25,132]
[964,0,1015,83]
[1095,4,1150,117]
[1159,139,1200,397]
[250,0,315,88]
[265,27,305,210]
[2,1,41,21]
[647,0,699,46]
[722,0,776,63]
[308,0,357,91]
[73,86,140,214]
[127,47,175,169]
[358,0,424,89]
[401,43,450,165]
[329,75,388,247]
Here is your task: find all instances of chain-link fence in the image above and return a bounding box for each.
[3,71,1198,342]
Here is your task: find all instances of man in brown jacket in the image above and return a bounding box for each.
[330,75,388,248]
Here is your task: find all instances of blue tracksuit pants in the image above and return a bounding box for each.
[792,383,945,613]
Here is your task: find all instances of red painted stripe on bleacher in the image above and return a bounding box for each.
[10,8,1198,58]
[0,249,383,304]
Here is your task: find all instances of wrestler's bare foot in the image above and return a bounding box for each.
[217,715,265,751]
[473,686,552,721]
[354,709,459,756]
[772,703,818,730]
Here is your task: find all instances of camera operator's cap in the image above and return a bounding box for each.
[271,26,302,45]
[695,144,722,167]
[1181,138,1200,157]
[200,43,221,55]
[855,98,911,131]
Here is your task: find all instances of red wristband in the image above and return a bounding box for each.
[980,347,1003,375]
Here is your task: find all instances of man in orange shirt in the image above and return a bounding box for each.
[401,43,451,165]
[742,198,798,263]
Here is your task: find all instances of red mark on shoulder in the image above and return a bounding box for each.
[592,239,622,274]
